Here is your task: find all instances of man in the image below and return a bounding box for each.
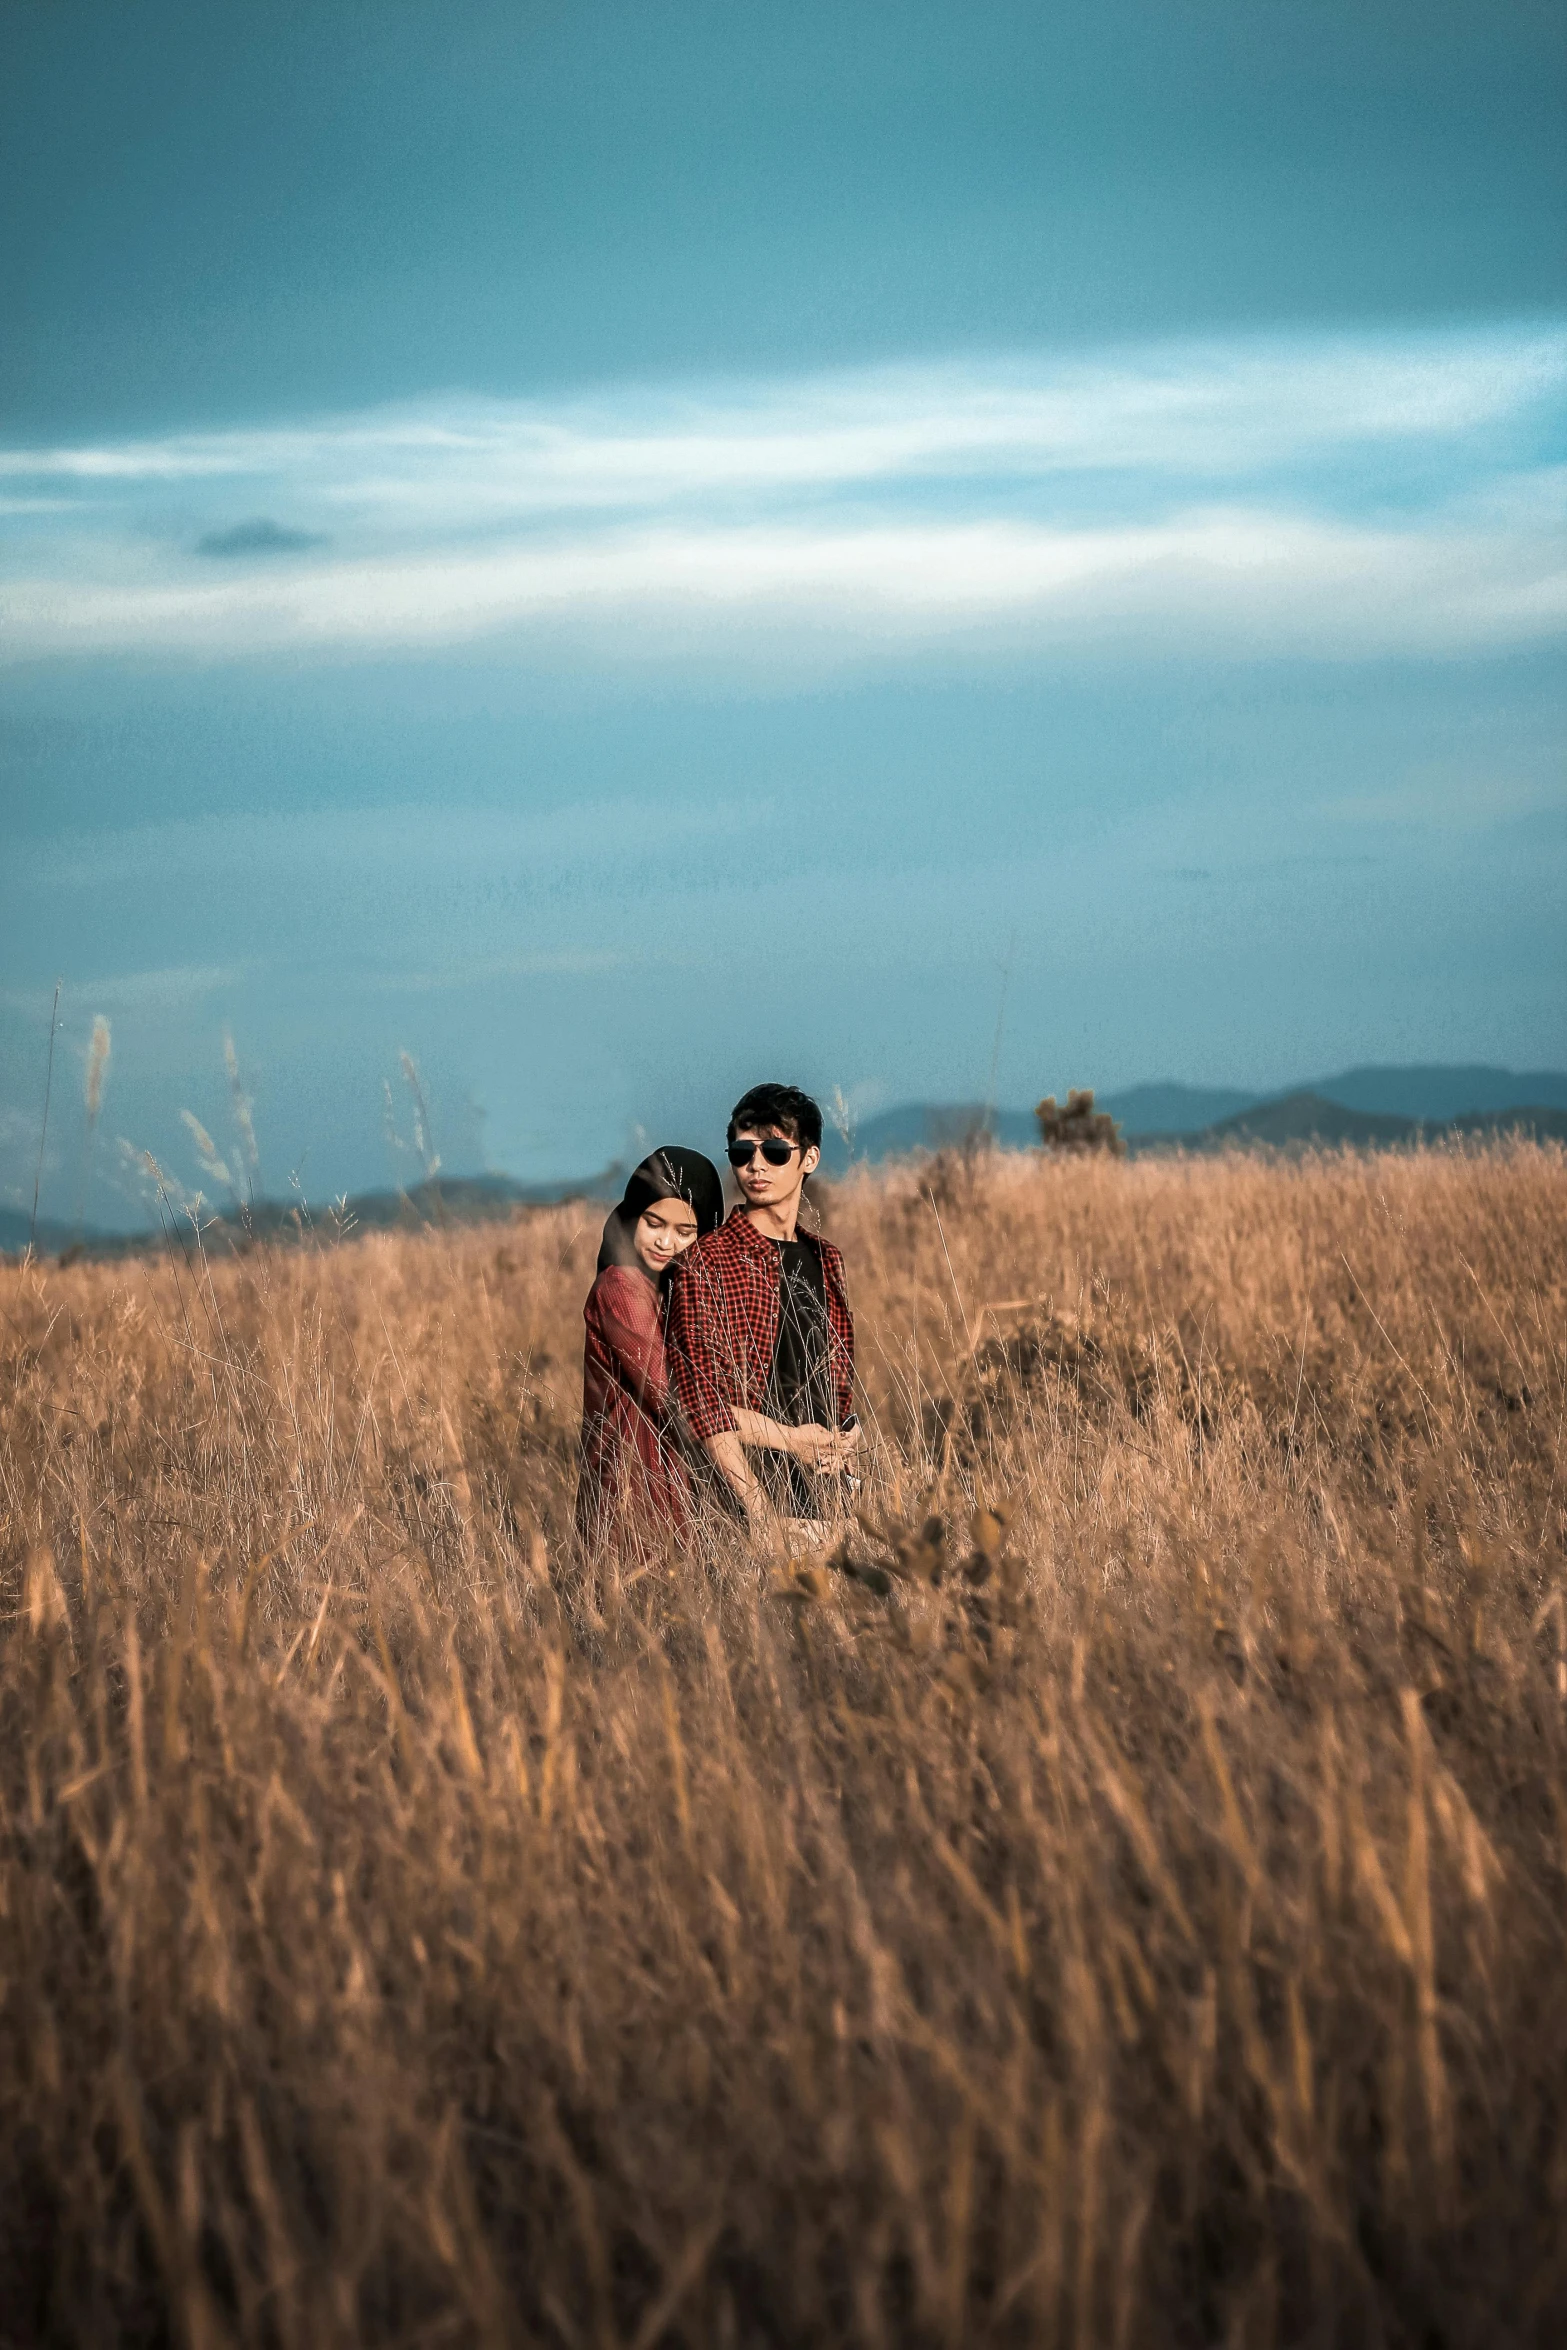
[667,1082,859,1527]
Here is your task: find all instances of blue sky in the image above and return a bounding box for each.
[2,0,1564,1224]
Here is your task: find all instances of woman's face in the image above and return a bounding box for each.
[633,1196,699,1275]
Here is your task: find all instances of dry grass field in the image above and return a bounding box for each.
[2,1142,1564,2348]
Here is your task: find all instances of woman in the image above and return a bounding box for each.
[575,1146,724,1557]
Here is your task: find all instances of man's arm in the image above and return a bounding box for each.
[702,1427,765,1517]
[667,1253,775,1517]
[703,1413,858,1522]
[732,1410,860,1467]
[666,1254,738,1441]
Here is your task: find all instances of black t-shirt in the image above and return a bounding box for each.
[760,1237,835,1516]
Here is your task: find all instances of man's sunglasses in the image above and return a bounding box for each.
[727,1137,799,1168]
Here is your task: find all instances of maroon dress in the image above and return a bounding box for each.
[575,1265,691,1555]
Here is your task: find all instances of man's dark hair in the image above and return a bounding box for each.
[728,1082,823,1152]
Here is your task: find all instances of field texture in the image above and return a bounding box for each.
[2,1145,1564,2347]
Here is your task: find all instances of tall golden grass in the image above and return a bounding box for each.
[2,1141,1564,2346]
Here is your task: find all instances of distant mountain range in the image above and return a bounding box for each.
[823,1064,1567,1165]
[1173,1091,1567,1152]
[4,1066,1565,1259]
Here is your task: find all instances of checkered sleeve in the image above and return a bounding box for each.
[666,1247,741,1442]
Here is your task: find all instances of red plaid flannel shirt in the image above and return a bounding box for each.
[666,1209,855,1444]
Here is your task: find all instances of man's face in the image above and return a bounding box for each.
[728,1126,820,1215]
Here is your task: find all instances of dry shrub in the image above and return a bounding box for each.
[1,1142,1565,2347]
[1034,1088,1125,1156]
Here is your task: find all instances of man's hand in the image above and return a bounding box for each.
[785,1421,862,1474]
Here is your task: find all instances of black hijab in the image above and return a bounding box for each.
[596,1146,725,1279]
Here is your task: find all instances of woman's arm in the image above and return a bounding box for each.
[590,1269,671,1415]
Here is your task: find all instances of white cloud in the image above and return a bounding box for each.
[4,321,1560,501]
[1,322,1561,666]
[7,496,1562,664]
